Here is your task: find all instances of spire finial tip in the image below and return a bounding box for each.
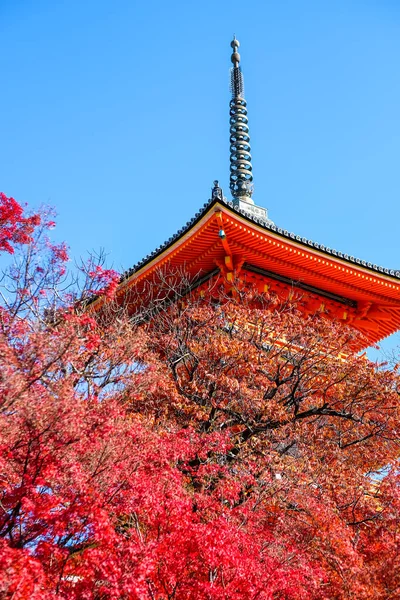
[230,36,240,50]
[230,36,240,66]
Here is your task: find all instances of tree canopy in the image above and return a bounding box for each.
[0,193,399,599]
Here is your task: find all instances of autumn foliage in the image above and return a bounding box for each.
[0,193,40,254]
[0,193,399,599]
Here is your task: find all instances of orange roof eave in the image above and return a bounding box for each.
[115,201,400,303]
[89,201,400,348]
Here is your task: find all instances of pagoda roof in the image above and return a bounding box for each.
[121,197,400,283]
[108,198,400,349]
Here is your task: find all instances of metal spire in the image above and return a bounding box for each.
[229,36,254,204]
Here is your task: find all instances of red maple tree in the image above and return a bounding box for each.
[0,193,399,599]
[0,193,40,254]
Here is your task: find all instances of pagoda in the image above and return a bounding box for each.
[99,39,400,351]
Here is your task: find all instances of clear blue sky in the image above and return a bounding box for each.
[1,0,400,355]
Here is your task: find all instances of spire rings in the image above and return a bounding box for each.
[229,96,253,197]
[228,38,254,200]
